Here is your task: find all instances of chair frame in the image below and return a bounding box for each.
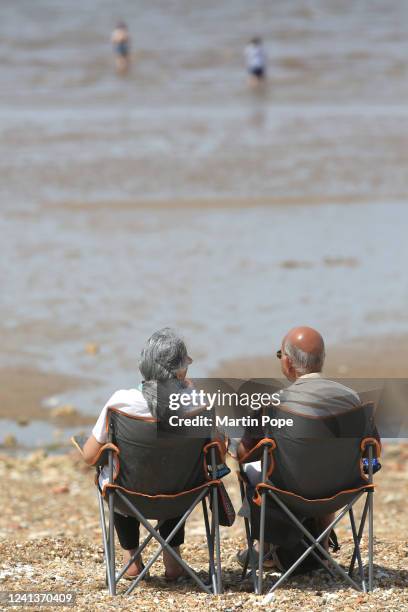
[96,418,224,596]
[238,439,377,599]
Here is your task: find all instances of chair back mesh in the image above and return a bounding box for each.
[109,410,209,495]
[265,402,375,499]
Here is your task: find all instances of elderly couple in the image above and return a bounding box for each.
[82,325,363,580]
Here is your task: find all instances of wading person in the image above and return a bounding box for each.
[244,37,267,87]
[111,21,130,74]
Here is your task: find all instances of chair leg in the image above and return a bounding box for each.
[211,485,223,594]
[257,444,270,594]
[97,489,113,595]
[257,489,267,594]
[238,478,258,591]
[262,490,364,601]
[368,490,374,591]
[108,491,116,596]
[240,540,250,580]
[115,523,161,583]
[349,508,367,592]
[300,538,336,579]
[116,489,212,595]
[238,479,249,580]
[202,498,217,593]
[349,496,369,576]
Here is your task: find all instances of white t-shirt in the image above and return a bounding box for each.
[92,387,152,444]
[245,43,266,71]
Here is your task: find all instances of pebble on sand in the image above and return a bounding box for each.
[50,404,79,418]
[2,434,17,448]
[85,343,100,355]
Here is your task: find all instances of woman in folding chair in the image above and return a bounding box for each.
[79,327,228,591]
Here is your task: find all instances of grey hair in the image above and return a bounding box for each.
[283,339,325,374]
[139,327,190,381]
[139,328,190,417]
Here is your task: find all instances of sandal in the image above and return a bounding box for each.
[236,548,277,569]
[124,563,150,581]
[164,569,190,583]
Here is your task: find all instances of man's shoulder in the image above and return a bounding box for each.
[281,376,361,413]
[292,376,359,394]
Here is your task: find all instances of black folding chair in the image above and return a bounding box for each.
[237,401,381,598]
[73,408,227,595]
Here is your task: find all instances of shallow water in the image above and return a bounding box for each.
[0,419,85,450]
[1,1,408,426]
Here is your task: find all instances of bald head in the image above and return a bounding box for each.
[285,326,325,355]
[281,326,325,379]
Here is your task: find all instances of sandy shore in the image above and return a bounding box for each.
[0,444,407,610]
[212,334,408,379]
[2,333,408,440]
[0,338,408,612]
[41,194,397,213]
[0,366,95,430]
[0,334,407,608]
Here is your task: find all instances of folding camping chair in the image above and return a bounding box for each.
[73,408,228,596]
[237,401,380,598]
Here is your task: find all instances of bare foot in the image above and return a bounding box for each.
[163,546,188,581]
[123,548,144,578]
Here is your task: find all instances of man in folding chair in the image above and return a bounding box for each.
[73,327,229,595]
[236,326,381,597]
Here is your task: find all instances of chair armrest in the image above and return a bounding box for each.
[203,439,227,463]
[238,437,276,465]
[361,437,381,458]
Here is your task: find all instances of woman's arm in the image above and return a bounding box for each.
[82,434,103,465]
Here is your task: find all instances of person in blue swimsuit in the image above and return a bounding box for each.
[111,22,130,74]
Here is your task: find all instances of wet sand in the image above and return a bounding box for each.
[213,334,408,379]
[1,332,407,452]
[2,3,408,429]
[41,194,400,213]
[0,366,95,427]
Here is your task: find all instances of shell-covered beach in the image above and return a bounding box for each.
[0,444,407,610]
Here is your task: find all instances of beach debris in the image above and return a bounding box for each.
[384,493,402,504]
[2,434,17,448]
[0,444,406,609]
[323,256,359,268]
[27,450,48,466]
[50,404,78,419]
[42,396,61,409]
[280,260,313,269]
[85,342,100,355]
[51,485,70,495]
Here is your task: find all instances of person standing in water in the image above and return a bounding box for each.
[111,21,130,74]
[244,37,266,87]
